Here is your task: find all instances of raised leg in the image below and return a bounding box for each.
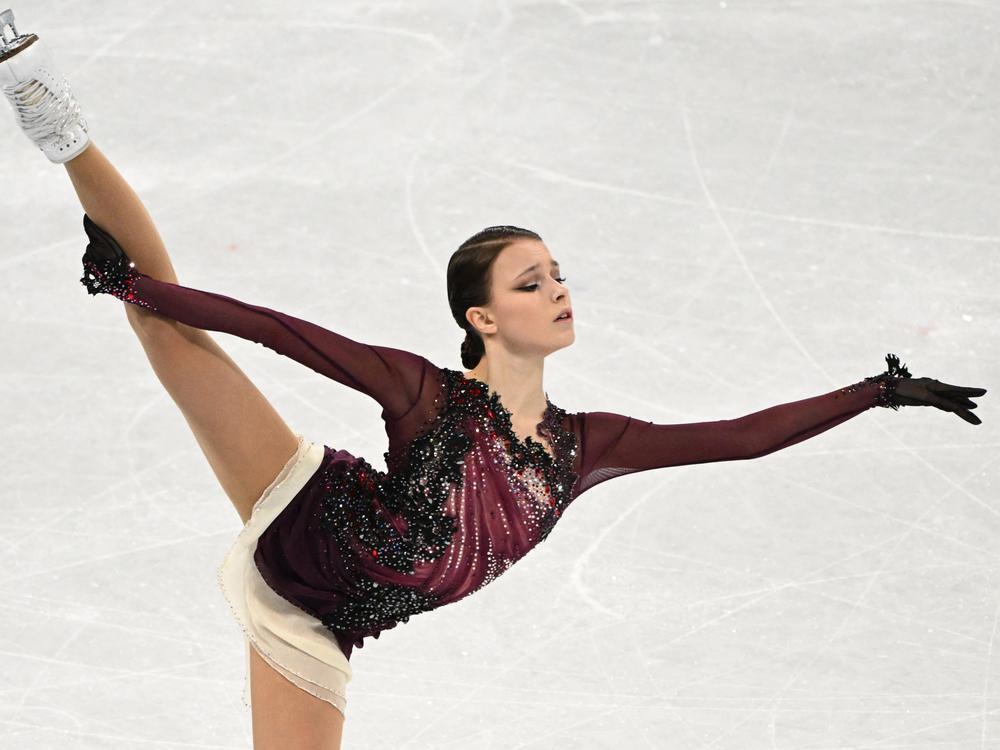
[63,144,299,522]
[249,647,345,750]
[2,15,299,520]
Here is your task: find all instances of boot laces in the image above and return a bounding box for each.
[3,70,85,145]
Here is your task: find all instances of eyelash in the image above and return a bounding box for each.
[519,277,567,291]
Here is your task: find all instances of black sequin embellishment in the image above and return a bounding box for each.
[866,352,912,409]
[323,578,437,632]
[80,255,155,310]
[315,445,462,577]
[840,353,913,408]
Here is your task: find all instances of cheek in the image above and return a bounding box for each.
[495,297,539,332]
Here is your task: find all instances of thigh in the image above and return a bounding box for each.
[249,646,345,750]
[129,306,299,522]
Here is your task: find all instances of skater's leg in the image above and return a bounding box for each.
[129,318,300,523]
[249,647,345,750]
[2,14,298,520]
[64,143,178,283]
[63,144,298,523]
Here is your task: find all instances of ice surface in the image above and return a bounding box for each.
[1,1,997,748]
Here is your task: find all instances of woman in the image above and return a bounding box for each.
[1,12,986,750]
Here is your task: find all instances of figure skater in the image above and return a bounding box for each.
[0,10,986,750]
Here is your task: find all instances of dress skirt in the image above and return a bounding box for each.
[217,435,354,716]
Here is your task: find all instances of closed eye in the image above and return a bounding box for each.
[518,276,567,291]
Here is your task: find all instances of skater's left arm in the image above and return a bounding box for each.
[570,358,986,494]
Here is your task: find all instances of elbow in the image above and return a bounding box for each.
[125,304,207,348]
[719,418,781,461]
[126,303,174,340]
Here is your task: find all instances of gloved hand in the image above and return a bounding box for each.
[82,214,127,262]
[893,378,987,425]
[80,214,143,301]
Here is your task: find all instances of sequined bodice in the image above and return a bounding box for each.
[312,369,580,635]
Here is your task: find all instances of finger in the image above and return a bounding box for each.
[954,409,982,426]
[932,393,984,425]
[930,382,987,397]
[938,395,980,409]
[921,391,973,416]
[83,217,126,261]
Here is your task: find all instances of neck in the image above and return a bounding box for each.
[464,356,547,419]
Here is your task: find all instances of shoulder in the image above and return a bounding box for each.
[560,409,632,430]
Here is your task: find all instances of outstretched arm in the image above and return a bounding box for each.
[81,214,435,422]
[571,359,986,495]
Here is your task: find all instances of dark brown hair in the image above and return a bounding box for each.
[447,225,543,369]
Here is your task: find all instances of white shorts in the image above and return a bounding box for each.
[217,436,353,716]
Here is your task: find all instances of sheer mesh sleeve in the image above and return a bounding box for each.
[82,254,434,422]
[570,380,889,495]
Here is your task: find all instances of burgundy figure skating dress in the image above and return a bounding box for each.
[80,220,900,715]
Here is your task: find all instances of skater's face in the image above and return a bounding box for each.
[465,239,574,359]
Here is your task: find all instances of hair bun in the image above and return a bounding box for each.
[460,329,485,369]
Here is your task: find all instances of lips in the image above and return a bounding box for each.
[554,310,573,321]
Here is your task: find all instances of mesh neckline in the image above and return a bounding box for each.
[449,369,560,462]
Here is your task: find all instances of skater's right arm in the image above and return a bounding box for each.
[81,215,434,421]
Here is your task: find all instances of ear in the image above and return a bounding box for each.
[465,306,497,336]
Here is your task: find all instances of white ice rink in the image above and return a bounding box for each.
[1,1,998,748]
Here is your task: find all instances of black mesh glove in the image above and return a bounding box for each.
[872,354,987,425]
[82,213,130,261]
[80,214,144,300]
[894,378,987,425]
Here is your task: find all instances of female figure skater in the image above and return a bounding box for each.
[1,11,987,750]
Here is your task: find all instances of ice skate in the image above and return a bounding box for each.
[1,8,88,163]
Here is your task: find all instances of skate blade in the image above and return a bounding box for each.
[1,8,38,64]
[0,33,38,64]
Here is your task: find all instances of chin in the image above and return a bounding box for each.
[550,334,575,354]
